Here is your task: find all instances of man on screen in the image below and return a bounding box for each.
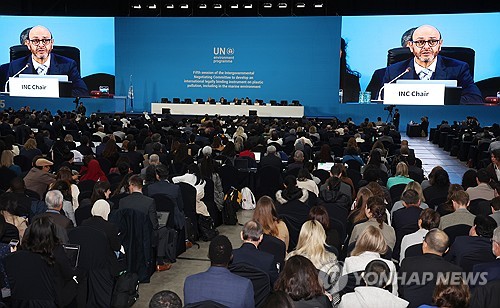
[383,24,483,104]
[7,25,88,97]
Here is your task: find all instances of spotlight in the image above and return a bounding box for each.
[296,2,305,8]
[147,4,157,9]
[180,3,189,9]
[165,3,174,9]
[199,3,207,9]
[230,4,238,9]
[314,2,323,8]
[132,4,141,9]
[243,4,253,9]
[278,3,287,9]
[213,3,222,9]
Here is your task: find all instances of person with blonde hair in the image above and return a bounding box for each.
[391,181,428,217]
[287,220,341,304]
[252,196,289,249]
[233,126,247,141]
[386,162,413,189]
[0,150,21,176]
[342,225,398,295]
[20,138,42,163]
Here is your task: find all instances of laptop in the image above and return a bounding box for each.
[317,162,335,171]
[63,244,80,268]
[234,158,249,171]
[253,152,261,162]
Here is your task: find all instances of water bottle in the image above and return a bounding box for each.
[339,89,343,104]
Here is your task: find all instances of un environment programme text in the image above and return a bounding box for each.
[184,71,264,89]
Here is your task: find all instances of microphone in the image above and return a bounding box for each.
[4,63,31,93]
[372,67,412,102]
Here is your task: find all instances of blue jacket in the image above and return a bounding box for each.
[8,54,88,97]
[383,55,483,104]
[184,266,254,308]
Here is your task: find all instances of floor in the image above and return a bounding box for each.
[134,134,470,307]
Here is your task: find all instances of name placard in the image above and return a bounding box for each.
[384,83,445,106]
[9,77,59,98]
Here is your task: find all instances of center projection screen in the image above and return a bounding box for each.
[115,17,341,117]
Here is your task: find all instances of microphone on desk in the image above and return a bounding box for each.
[372,67,412,102]
[3,63,31,93]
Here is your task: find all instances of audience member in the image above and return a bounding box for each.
[472,226,500,284]
[466,168,496,201]
[148,290,182,308]
[490,196,500,226]
[486,149,500,183]
[400,208,440,263]
[184,235,254,307]
[23,157,56,199]
[252,196,289,250]
[387,162,414,190]
[439,190,475,230]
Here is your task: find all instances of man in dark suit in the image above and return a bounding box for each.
[445,215,497,273]
[383,25,483,104]
[473,226,500,284]
[392,189,423,261]
[232,220,279,285]
[7,25,88,97]
[399,229,463,308]
[184,235,254,307]
[35,189,73,243]
[259,145,282,170]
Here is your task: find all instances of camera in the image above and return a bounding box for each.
[384,105,395,112]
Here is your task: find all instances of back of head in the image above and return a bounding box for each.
[401,189,420,207]
[45,189,63,210]
[294,150,304,162]
[363,260,391,288]
[473,215,497,238]
[476,168,491,184]
[208,235,232,266]
[262,291,294,308]
[128,174,143,189]
[419,209,440,230]
[242,220,263,242]
[433,277,470,308]
[149,290,182,308]
[424,229,449,255]
[351,225,387,256]
[274,255,324,301]
[366,196,387,228]
[450,190,469,208]
[266,145,277,156]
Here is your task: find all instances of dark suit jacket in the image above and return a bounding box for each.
[146,181,184,211]
[81,216,121,251]
[232,242,278,285]
[445,236,496,272]
[259,154,282,170]
[8,54,88,97]
[399,253,463,308]
[34,210,74,243]
[366,67,387,100]
[184,266,254,308]
[119,192,158,230]
[383,55,483,104]
[473,259,500,284]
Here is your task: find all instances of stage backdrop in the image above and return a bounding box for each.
[115,17,341,116]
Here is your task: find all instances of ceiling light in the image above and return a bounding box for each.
[263,3,272,8]
[278,3,287,9]
[180,3,189,9]
[244,4,253,9]
[199,3,207,8]
[314,3,323,8]
[296,2,305,8]
[132,4,141,9]
[147,4,157,9]
[213,3,222,9]
[230,4,238,9]
[165,4,174,9]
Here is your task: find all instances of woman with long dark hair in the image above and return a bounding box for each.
[339,38,361,103]
[5,216,78,307]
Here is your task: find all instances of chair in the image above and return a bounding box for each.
[77,190,92,204]
[68,226,115,307]
[172,98,181,103]
[10,45,82,73]
[78,180,96,193]
[346,168,362,193]
[475,76,500,99]
[13,155,32,172]
[228,263,271,308]
[202,178,223,227]
[150,194,177,228]
[443,224,471,247]
[259,234,286,274]
[389,183,407,205]
[468,199,492,216]
[470,280,500,307]
[219,164,240,193]
[184,98,192,104]
[277,205,310,252]
[387,46,475,78]
[404,243,423,260]
[337,271,365,297]
[255,166,282,201]
[81,73,115,93]
[344,159,363,172]
[312,169,330,185]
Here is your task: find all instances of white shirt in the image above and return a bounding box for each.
[31,54,51,74]
[297,179,319,196]
[171,173,209,217]
[413,57,437,78]
[399,228,429,264]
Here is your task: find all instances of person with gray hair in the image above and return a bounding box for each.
[259,145,283,170]
[232,220,279,284]
[33,189,73,243]
[472,226,500,284]
[140,154,161,177]
[399,228,463,308]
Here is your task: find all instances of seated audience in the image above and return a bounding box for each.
[400,208,440,264]
[392,189,423,261]
[466,168,496,201]
[491,196,500,226]
[309,205,341,255]
[420,277,470,308]
[23,157,56,200]
[391,181,429,218]
[472,226,500,284]
[439,190,475,230]
[296,168,319,197]
[276,175,309,206]
[252,196,289,250]
[399,228,463,308]
[386,162,413,190]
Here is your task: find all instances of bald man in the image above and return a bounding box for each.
[399,229,463,308]
[8,25,88,97]
[383,24,483,104]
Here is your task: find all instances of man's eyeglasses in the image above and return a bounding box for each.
[412,39,440,48]
[28,38,53,46]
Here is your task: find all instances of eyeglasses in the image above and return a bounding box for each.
[412,39,440,48]
[28,38,53,46]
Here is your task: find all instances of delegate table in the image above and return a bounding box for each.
[151,102,304,117]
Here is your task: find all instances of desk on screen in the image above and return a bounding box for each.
[0,94,127,114]
[151,103,304,117]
